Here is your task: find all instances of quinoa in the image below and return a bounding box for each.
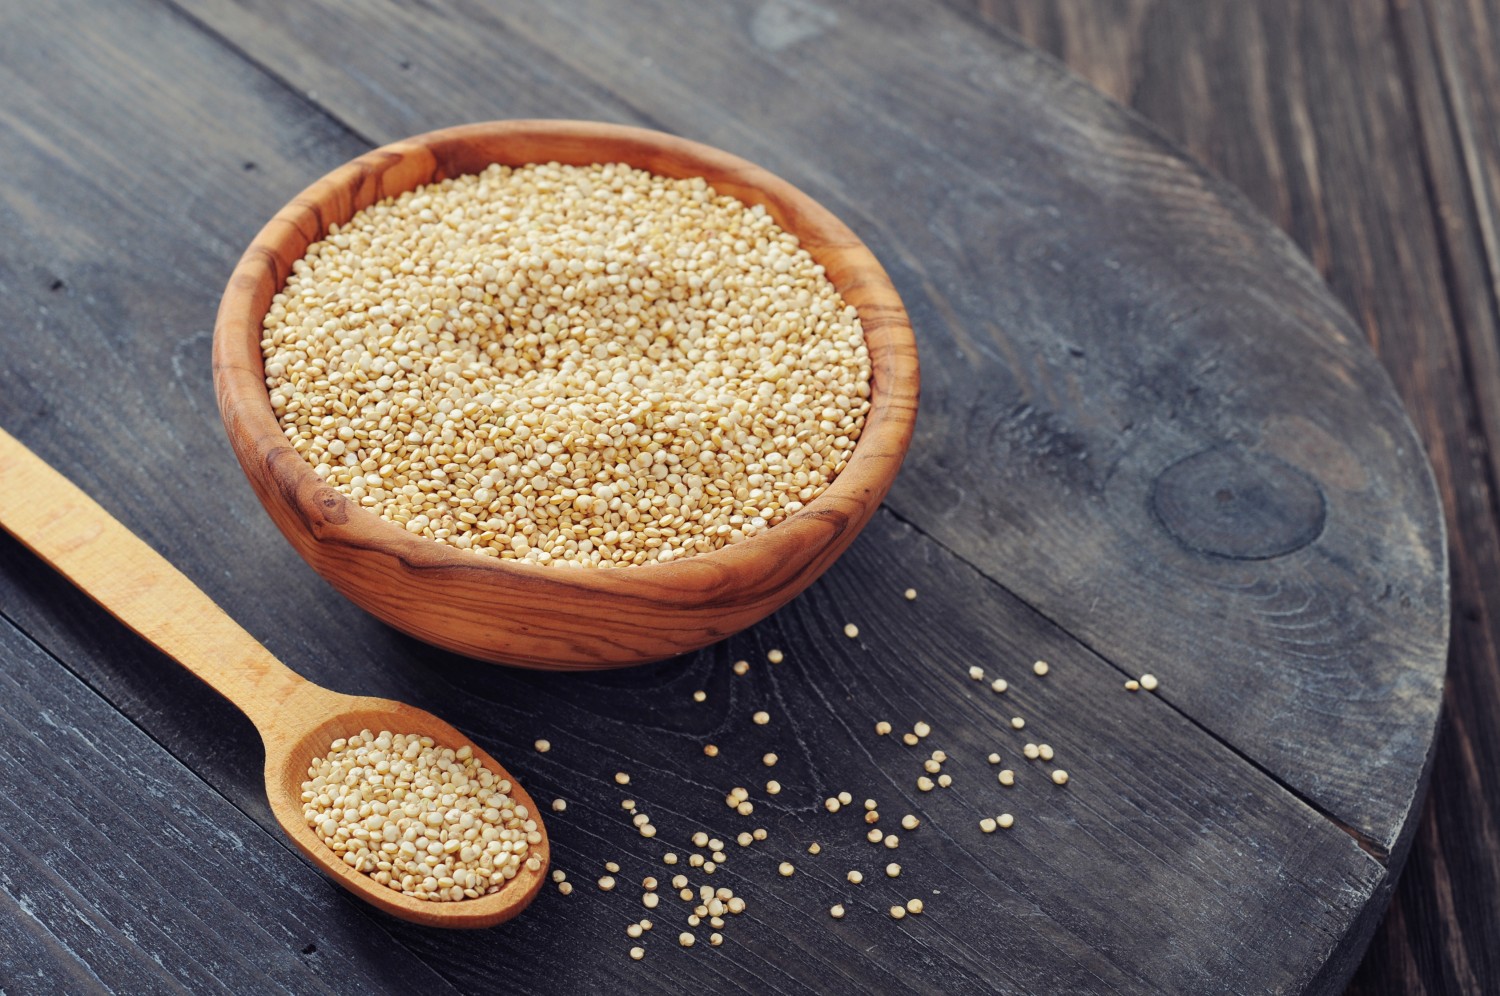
[261,161,871,567]
[300,730,538,902]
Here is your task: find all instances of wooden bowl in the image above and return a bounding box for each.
[213,120,918,669]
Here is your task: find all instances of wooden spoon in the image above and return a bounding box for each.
[0,428,549,928]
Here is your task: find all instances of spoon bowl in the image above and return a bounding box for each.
[0,427,548,928]
[265,687,549,928]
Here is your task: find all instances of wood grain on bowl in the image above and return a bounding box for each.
[214,121,919,670]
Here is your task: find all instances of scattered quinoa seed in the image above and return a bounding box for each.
[838,792,853,806]
[901,814,919,830]
[615,772,631,785]
[763,752,779,767]
[890,905,906,920]
[766,780,782,795]
[1038,744,1055,761]
[999,769,1015,786]
[1023,743,1040,760]
[753,710,770,726]
[534,739,551,753]
[830,904,846,919]
[552,798,567,812]
[1033,660,1050,676]
[1125,679,1140,692]
[1141,673,1159,691]
[599,876,616,891]
[844,623,860,639]
[913,721,932,738]
[558,881,573,895]
[875,721,892,736]
[693,690,707,703]
[847,870,864,884]
[1011,717,1025,730]
[990,678,1008,694]
[808,842,822,854]
[902,733,919,746]
[710,932,724,947]
[885,863,901,878]
[768,649,785,664]
[998,813,1015,828]
[703,744,719,757]
[968,666,985,681]
[917,776,934,792]
[937,774,953,788]
[779,862,795,877]
[987,753,1001,765]
[679,932,695,948]
[980,817,997,833]
[630,947,645,961]
[906,899,924,914]
[904,588,917,601]
[1052,769,1070,785]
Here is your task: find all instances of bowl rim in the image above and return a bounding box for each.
[213,119,919,596]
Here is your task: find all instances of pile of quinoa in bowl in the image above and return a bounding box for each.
[261,161,872,568]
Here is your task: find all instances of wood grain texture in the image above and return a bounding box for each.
[0,0,1451,991]
[214,120,919,670]
[0,427,550,928]
[0,614,461,994]
[177,0,1445,860]
[953,1,1500,991]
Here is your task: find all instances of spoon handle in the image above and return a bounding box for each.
[0,427,325,733]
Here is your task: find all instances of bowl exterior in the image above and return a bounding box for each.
[214,120,918,669]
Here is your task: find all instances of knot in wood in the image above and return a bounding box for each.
[1150,446,1325,560]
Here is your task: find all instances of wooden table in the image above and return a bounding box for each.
[0,0,1492,992]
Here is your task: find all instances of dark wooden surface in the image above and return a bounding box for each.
[0,1,1483,994]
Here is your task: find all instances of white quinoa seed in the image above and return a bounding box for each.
[1033,660,1050,676]
[737,832,753,847]
[980,817,997,833]
[679,932,695,948]
[1125,679,1140,691]
[763,752,778,767]
[1141,673,1159,691]
[766,780,782,795]
[998,813,1015,828]
[808,842,822,854]
[534,739,551,753]
[987,752,1002,765]
[263,163,871,568]
[1011,717,1025,730]
[847,869,864,884]
[844,623,860,639]
[999,769,1015,787]
[875,721,892,736]
[968,666,984,681]
[917,776,934,792]
[830,903,846,919]
[913,721,932,738]
[886,863,901,878]
[693,690,707,703]
[883,835,900,850]
[551,798,567,812]
[733,659,750,675]
[901,814,919,831]
[768,649,785,664]
[906,898,924,914]
[867,829,884,844]
[825,797,842,813]
[904,588,917,601]
[890,905,906,920]
[838,791,853,806]
[615,772,631,785]
[753,828,768,841]
[664,852,679,865]
[703,744,719,758]
[937,774,952,788]
[902,733,919,746]
[630,946,645,961]
[753,710,770,726]
[552,869,567,883]
[1038,744,1055,762]
[990,678,1008,694]
[628,923,643,938]
[644,892,660,908]
[599,876,616,891]
[779,862,795,877]
[710,932,724,947]
[1023,743,1040,760]
[1053,769,1070,785]
[558,881,573,895]
[300,730,535,903]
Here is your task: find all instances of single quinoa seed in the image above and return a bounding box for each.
[1011,717,1026,730]
[844,623,860,639]
[998,813,1015,828]
[693,690,707,703]
[1140,674,1160,691]
[987,753,1001,765]
[885,863,901,878]
[913,721,932,738]
[768,649,785,664]
[830,903,846,919]
[904,588,917,601]
[889,905,906,920]
[779,862,795,877]
[703,744,719,757]
[534,739,551,753]
[875,721,892,736]
[808,841,822,854]
[753,710,771,726]
[999,769,1015,787]
[901,814,919,831]
[733,660,750,676]
[263,163,871,568]
[1125,679,1141,691]
[968,666,985,681]
[1052,770,1070,785]
[1033,660,1050,676]
[763,752,779,767]
[1038,744,1055,762]
[980,817,997,833]
[990,679,1008,694]
[630,947,645,961]
[301,730,536,903]
[551,798,567,812]
[906,898,924,914]
[1023,743,1040,760]
[847,869,864,884]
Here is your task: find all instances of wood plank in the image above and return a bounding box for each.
[0,0,1439,989]
[171,0,1447,858]
[949,2,1500,991]
[1,508,1392,993]
[0,614,458,994]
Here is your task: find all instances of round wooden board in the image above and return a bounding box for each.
[0,0,1447,992]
